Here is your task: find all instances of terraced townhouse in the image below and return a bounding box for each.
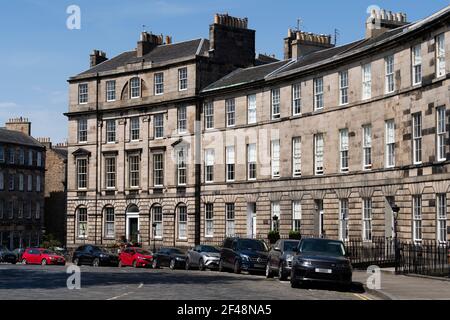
[66,6,450,249]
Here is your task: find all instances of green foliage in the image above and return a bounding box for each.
[267,231,280,244]
[40,234,62,249]
[289,230,302,240]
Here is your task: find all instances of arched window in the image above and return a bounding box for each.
[177,205,187,240]
[152,205,163,239]
[130,77,141,99]
[77,207,88,239]
[104,206,115,239]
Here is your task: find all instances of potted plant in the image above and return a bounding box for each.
[289,230,302,240]
[267,231,280,244]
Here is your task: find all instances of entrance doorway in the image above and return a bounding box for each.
[315,200,324,237]
[126,205,140,244]
[247,203,257,238]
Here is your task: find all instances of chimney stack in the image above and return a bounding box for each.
[366,8,409,39]
[137,31,164,57]
[284,30,334,60]
[5,117,31,136]
[90,50,108,67]
[36,137,52,149]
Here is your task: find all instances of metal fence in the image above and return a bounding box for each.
[345,237,396,269]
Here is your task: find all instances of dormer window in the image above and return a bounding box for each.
[130,77,141,99]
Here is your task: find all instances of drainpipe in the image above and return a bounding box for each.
[194,99,202,246]
[94,73,100,245]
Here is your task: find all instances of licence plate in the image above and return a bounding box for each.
[254,264,264,268]
[315,268,332,274]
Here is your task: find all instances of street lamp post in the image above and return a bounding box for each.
[152,222,157,253]
[391,204,400,274]
[272,215,279,233]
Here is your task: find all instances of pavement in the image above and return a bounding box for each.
[0,263,376,300]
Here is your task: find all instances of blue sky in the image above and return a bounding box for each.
[0,0,448,142]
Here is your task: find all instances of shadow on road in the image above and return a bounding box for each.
[294,281,366,294]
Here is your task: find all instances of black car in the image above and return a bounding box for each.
[290,238,352,289]
[72,245,119,267]
[0,248,17,264]
[219,238,269,274]
[152,247,187,270]
[266,239,300,280]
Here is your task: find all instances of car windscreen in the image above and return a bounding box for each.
[237,240,268,252]
[135,249,151,255]
[200,246,219,253]
[300,240,345,257]
[283,241,300,252]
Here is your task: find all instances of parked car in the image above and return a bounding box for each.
[12,248,25,261]
[290,238,352,289]
[72,245,119,267]
[186,245,220,271]
[0,247,17,264]
[21,248,66,265]
[119,247,153,268]
[266,239,300,280]
[219,237,269,274]
[152,247,186,270]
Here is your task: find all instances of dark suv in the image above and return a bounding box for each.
[219,238,269,274]
[72,245,119,267]
[266,239,300,280]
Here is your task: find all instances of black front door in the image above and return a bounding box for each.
[129,218,138,243]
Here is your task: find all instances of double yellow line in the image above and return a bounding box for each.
[353,293,372,300]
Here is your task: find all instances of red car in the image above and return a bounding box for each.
[119,247,153,268]
[21,248,66,266]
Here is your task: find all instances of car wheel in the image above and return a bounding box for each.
[21,258,27,265]
[265,263,273,278]
[198,259,205,271]
[185,258,190,270]
[73,258,80,266]
[233,260,241,274]
[278,263,287,281]
[132,260,137,268]
[41,259,47,266]
[169,259,176,270]
[92,258,100,267]
[218,259,224,272]
[152,259,158,269]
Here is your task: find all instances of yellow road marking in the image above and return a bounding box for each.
[353,293,371,300]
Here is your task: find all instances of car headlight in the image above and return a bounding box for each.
[298,259,312,267]
[175,256,184,260]
[285,254,294,262]
[138,256,145,260]
[240,254,250,261]
[99,254,108,258]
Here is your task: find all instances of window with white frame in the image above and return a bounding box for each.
[27,175,32,191]
[177,147,187,186]
[8,148,14,164]
[247,143,257,180]
[385,55,395,93]
[154,73,164,95]
[76,158,87,189]
[314,77,324,110]
[0,146,4,163]
[106,80,116,102]
[226,146,235,182]
[292,83,302,115]
[437,194,447,243]
[154,114,164,139]
[152,206,163,238]
[412,44,422,85]
[204,102,214,129]
[413,195,422,243]
[205,203,214,237]
[35,202,40,219]
[19,148,24,165]
[130,77,141,98]
[247,94,257,124]
[104,207,115,238]
[37,152,42,167]
[8,174,14,191]
[385,120,395,168]
[205,149,214,183]
[436,34,446,78]
[226,203,235,236]
[363,125,372,169]
[226,99,235,127]
[271,140,280,178]
[437,106,447,161]
[178,106,187,133]
[153,153,164,187]
[106,119,116,143]
[78,83,88,104]
[339,70,349,105]
[0,172,3,190]
[292,137,301,177]
[27,200,32,219]
[271,88,280,119]
[271,202,280,231]
[28,150,33,166]
[339,129,349,173]
[362,198,372,241]
[78,119,87,143]
[314,134,324,175]
[34,174,40,192]
[339,199,349,241]
[177,205,187,239]
[130,117,140,141]
[105,156,116,189]
[128,154,140,188]
[178,67,188,91]
[362,63,372,100]
[292,201,301,232]
[77,207,87,238]
[19,174,24,191]
[412,113,422,164]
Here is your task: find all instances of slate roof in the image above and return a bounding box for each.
[0,128,44,148]
[75,39,209,78]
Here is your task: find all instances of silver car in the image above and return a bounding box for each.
[185,245,221,271]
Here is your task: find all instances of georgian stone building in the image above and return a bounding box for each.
[66,7,450,249]
[0,118,46,249]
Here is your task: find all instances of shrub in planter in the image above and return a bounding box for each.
[289,230,302,240]
[267,231,280,244]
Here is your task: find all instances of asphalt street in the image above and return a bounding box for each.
[0,263,377,300]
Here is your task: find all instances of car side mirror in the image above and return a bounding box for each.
[274,247,281,252]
